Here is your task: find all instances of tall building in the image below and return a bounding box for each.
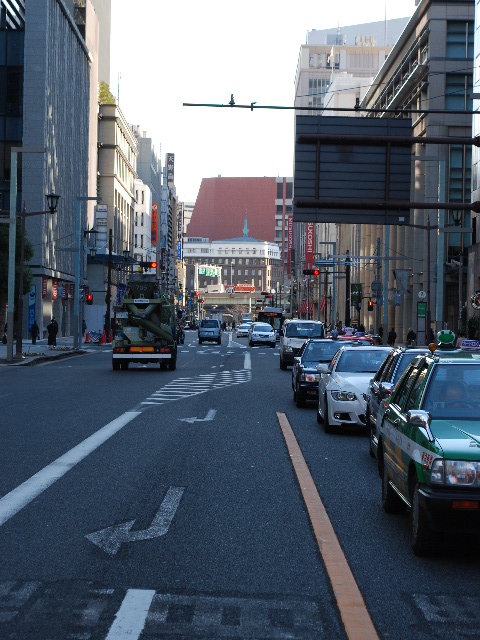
[359,0,474,342]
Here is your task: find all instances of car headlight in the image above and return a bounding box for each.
[431,459,480,486]
[330,390,357,401]
[300,373,319,382]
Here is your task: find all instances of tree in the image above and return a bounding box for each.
[98,81,115,105]
[0,218,34,328]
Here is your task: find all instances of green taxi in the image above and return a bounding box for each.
[377,331,480,555]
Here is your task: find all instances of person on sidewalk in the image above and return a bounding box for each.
[387,327,397,347]
[30,320,39,345]
[82,319,87,337]
[47,317,58,348]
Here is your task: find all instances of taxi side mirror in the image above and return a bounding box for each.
[316,363,329,374]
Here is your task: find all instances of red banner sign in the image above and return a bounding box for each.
[287,215,293,276]
[52,279,58,301]
[151,203,158,246]
[305,223,314,268]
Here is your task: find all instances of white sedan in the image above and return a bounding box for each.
[248,322,276,347]
[316,345,391,433]
[236,323,251,338]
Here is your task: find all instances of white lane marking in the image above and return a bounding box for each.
[0,411,141,527]
[86,486,185,556]
[106,589,155,640]
[179,409,217,424]
[244,352,251,370]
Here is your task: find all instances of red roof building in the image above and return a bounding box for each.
[187,177,278,242]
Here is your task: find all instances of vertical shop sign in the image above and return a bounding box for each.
[52,279,58,301]
[28,287,35,332]
[287,215,293,276]
[305,223,314,268]
[42,276,48,299]
[151,203,158,245]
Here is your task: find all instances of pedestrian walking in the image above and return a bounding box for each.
[387,327,397,347]
[82,319,87,337]
[378,325,383,340]
[406,327,416,347]
[47,317,58,348]
[30,320,39,345]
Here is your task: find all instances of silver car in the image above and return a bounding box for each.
[317,345,391,433]
[248,322,276,347]
[236,323,251,338]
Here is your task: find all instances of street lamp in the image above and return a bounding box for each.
[15,193,61,359]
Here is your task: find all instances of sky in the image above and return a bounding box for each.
[110,0,417,204]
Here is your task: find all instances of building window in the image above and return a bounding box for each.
[238,269,242,276]
[245,270,248,276]
[309,53,314,67]
[277,182,283,199]
[286,182,293,199]
[238,258,243,265]
[446,21,474,59]
[445,74,473,111]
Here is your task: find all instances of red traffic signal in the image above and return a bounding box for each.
[140,261,157,271]
[86,294,93,305]
[200,299,204,304]
[303,269,320,276]
[368,300,374,311]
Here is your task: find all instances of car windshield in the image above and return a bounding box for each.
[336,349,388,373]
[201,320,218,328]
[286,323,323,338]
[303,342,340,363]
[421,364,480,419]
[254,325,272,333]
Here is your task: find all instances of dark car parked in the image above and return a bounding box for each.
[292,338,344,407]
[367,346,430,457]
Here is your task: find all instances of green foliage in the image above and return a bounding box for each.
[98,81,115,105]
[467,315,479,339]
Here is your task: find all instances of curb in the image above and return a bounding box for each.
[0,349,88,367]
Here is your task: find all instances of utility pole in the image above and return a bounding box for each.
[375,237,381,334]
[345,249,351,327]
[105,229,113,338]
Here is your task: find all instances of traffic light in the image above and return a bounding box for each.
[139,261,157,272]
[200,299,204,305]
[368,300,374,312]
[303,269,320,276]
[86,294,93,305]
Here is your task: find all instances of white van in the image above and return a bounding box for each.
[279,319,325,369]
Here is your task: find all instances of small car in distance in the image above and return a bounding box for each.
[198,319,222,344]
[236,323,251,338]
[248,322,276,347]
[292,338,343,407]
[317,345,391,432]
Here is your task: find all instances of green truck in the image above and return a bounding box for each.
[112,273,178,371]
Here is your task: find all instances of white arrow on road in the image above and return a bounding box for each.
[179,409,217,424]
[85,486,185,556]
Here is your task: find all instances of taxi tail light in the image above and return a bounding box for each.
[452,501,479,510]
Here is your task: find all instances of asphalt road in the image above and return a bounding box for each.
[0,331,479,639]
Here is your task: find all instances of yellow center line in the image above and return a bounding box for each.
[276,412,379,640]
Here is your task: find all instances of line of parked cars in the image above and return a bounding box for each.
[282,323,480,557]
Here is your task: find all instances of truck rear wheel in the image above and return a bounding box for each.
[120,361,129,370]
[169,355,176,371]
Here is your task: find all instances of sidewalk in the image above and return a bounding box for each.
[0,336,108,366]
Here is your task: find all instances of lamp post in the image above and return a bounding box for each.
[14,194,60,359]
[74,196,101,349]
